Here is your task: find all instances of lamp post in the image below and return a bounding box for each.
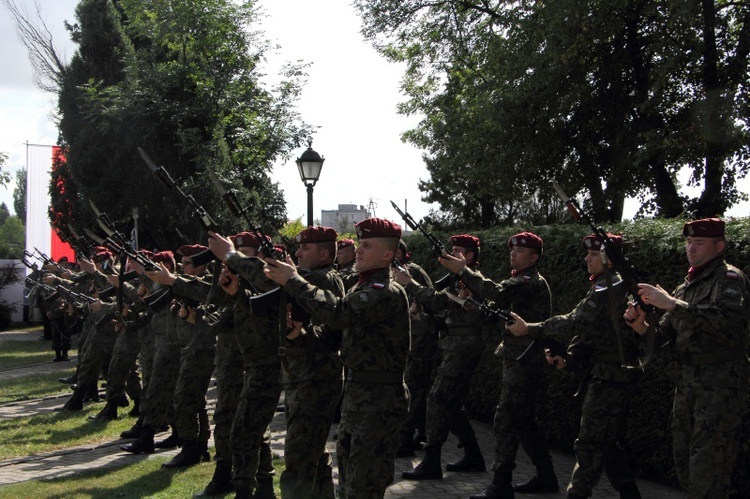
[295,142,325,227]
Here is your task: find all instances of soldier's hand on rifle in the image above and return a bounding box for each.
[263,254,297,286]
[439,252,466,274]
[89,299,103,313]
[43,263,57,273]
[79,258,96,274]
[219,266,240,296]
[505,312,528,336]
[42,275,56,285]
[392,265,413,286]
[208,231,234,261]
[146,263,176,286]
[624,301,649,336]
[129,259,145,275]
[108,274,119,288]
[545,348,567,370]
[637,283,677,311]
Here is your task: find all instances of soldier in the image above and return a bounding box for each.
[625,218,749,499]
[145,244,217,468]
[263,217,410,499]
[508,234,642,499]
[336,238,357,292]
[437,232,556,498]
[280,226,344,498]
[397,234,486,481]
[394,238,438,457]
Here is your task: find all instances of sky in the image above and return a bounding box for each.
[0,0,748,225]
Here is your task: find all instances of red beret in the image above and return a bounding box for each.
[450,234,480,249]
[683,218,725,238]
[151,251,175,264]
[508,232,543,250]
[355,218,402,239]
[232,232,265,249]
[296,226,338,244]
[177,244,208,258]
[582,234,622,250]
[95,250,113,260]
[91,246,109,257]
[337,238,355,249]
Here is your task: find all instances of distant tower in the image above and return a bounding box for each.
[367,198,377,218]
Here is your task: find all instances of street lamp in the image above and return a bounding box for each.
[296,142,325,227]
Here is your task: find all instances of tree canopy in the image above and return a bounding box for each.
[355,0,750,224]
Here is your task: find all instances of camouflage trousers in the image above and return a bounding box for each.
[212,332,244,464]
[137,327,155,402]
[672,381,747,499]
[104,329,141,403]
[425,349,482,449]
[337,410,403,499]
[568,377,637,496]
[399,356,435,444]
[141,331,181,429]
[173,346,215,441]
[77,324,117,392]
[493,356,552,474]
[280,377,343,499]
[231,362,281,492]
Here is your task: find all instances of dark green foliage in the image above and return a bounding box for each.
[405,217,750,491]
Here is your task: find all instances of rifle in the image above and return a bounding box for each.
[444,289,515,325]
[390,200,447,257]
[552,181,655,368]
[27,248,65,273]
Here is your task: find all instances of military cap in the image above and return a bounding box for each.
[582,233,622,250]
[232,231,265,249]
[337,238,355,249]
[355,218,401,239]
[176,244,208,257]
[508,232,543,250]
[95,249,113,260]
[296,226,338,244]
[151,251,175,264]
[450,234,480,249]
[92,246,109,256]
[682,218,725,238]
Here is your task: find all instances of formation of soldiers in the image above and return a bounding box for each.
[24,216,749,499]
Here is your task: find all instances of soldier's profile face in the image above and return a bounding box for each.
[296,243,323,270]
[585,249,605,276]
[685,236,725,268]
[337,245,355,266]
[451,246,474,265]
[510,246,538,271]
[354,238,391,273]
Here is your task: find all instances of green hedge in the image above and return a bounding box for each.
[403,218,750,494]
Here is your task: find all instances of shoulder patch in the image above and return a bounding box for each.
[723,286,740,298]
[523,275,532,280]
[372,282,385,290]
[356,292,370,303]
[586,299,598,309]
[725,271,739,280]
[593,284,606,292]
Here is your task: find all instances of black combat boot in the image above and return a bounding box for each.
[52,350,63,362]
[162,439,201,468]
[88,400,118,421]
[618,484,641,499]
[58,371,78,384]
[128,397,140,417]
[154,426,181,449]
[117,394,130,407]
[60,388,85,412]
[395,432,417,457]
[513,458,559,493]
[234,485,252,499]
[401,446,443,480]
[60,350,70,361]
[253,476,276,499]
[194,461,234,497]
[197,439,211,462]
[470,469,514,499]
[120,424,155,454]
[445,439,486,472]
[121,417,144,439]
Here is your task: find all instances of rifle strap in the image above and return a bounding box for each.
[277,287,290,373]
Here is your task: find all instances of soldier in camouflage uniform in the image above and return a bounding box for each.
[209,231,283,499]
[279,226,345,498]
[394,239,438,457]
[398,234,487,481]
[626,218,749,499]
[145,244,217,468]
[264,217,410,499]
[336,238,358,292]
[438,232,556,498]
[509,234,642,499]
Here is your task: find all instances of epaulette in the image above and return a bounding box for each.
[725,270,739,280]
[372,282,385,290]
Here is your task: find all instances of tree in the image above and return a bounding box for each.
[0,216,25,259]
[0,152,9,188]
[13,168,26,225]
[7,0,313,248]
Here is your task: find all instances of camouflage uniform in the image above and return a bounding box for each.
[283,266,410,499]
[226,252,283,495]
[397,261,438,450]
[280,264,344,499]
[658,257,749,498]
[406,270,485,459]
[527,272,641,497]
[337,259,358,293]
[459,265,553,481]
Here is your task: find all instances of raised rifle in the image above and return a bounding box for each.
[552,181,655,368]
[30,247,65,273]
[443,289,516,325]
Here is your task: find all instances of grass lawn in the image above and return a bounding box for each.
[0,453,284,498]
[0,370,78,404]
[0,339,78,370]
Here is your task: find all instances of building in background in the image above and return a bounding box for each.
[321,204,368,234]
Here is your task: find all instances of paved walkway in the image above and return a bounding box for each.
[0,328,684,497]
